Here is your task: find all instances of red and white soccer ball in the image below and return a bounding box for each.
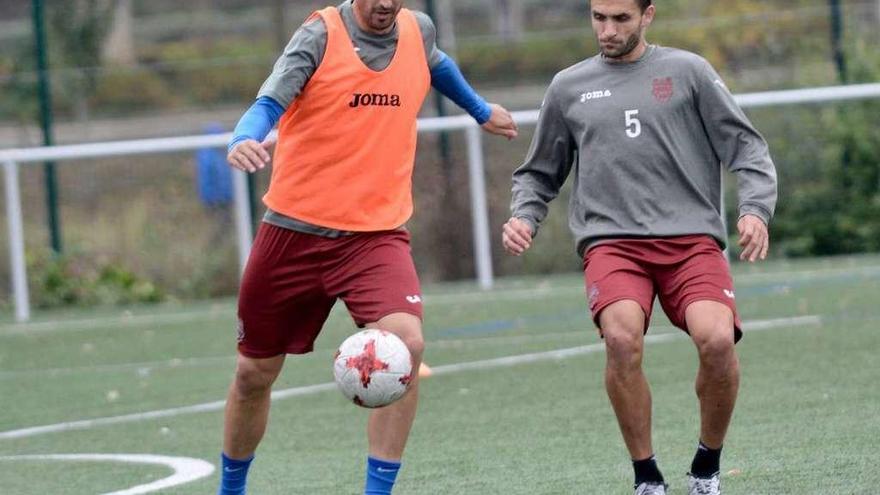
[333,329,413,408]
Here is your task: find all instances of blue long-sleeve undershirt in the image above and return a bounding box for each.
[430,52,492,125]
[228,96,285,153]
[229,54,491,152]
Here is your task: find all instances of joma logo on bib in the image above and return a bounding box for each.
[349,93,402,108]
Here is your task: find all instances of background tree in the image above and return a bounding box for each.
[102,0,134,65]
[492,0,524,41]
[47,0,115,122]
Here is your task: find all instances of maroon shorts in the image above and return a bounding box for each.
[236,223,423,358]
[583,235,742,342]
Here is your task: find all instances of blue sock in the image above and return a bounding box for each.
[218,453,254,495]
[364,456,402,495]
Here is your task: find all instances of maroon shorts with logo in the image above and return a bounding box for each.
[583,235,742,342]
[237,223,423,358]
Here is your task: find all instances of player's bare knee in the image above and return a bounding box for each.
[598,301,644,338]
[399,333,425,361]
[233,361,280,396]
[233,371,275,398]
[693,329,736,363]
[603,327,643,369]
[372,316,424,360]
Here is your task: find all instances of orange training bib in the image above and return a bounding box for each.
[264,7,431,231]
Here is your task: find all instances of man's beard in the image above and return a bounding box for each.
[601,32,641,59]
[368,6,397,30]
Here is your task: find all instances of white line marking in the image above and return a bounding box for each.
[0,315,819,441]
[0,453,214,494]
[431,315,821,375]
[3,260,872,335]
[0,355,236,379]
[741,315,821,330]
[0,308,234,336]
[731,264,880,283]
[0,382,339,440]
[0,330,601,379]
[0,314,819,378]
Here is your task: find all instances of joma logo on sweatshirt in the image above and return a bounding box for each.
[349,93,402,108]
[580,89,612,102]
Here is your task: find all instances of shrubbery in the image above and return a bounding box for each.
[27,249,164,308]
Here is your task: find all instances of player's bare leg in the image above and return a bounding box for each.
[684,300,739,493]
[223,354,286,459]
[601,300,666,491]
[685,301,739,448]
[365,312,425,460]
[600,300,653,460]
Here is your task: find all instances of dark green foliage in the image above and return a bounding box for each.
[0,40,40,125]
[46,0,114,93]
[27,249,164,308]
[768,43,880,257]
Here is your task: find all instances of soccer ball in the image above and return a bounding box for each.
[333,329,413,408]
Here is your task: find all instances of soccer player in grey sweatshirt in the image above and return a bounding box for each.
[502,1,777,494]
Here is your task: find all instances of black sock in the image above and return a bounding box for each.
[690,441,722,478]
[633,455,665,485]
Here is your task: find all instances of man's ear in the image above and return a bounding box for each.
[641,5,656,28]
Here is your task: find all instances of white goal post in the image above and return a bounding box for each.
[3,83,880,322]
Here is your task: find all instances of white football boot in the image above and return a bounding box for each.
[634,481,668,495]
[687,472,721,495]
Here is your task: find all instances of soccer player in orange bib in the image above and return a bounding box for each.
[218,1,517,494]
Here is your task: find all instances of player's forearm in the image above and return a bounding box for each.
[723,139,777,224]
[509,182,553,235]
[710,124,777,224]
[511,159,572,225]
[735,169,777,225]
[228,96,285,152]
[725,136,777,224]
[696,63,778,223]
[509,84,575,232]
[430,52,492,124]
[510,153,572,228]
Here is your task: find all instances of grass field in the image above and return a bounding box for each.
[1,254,879,494]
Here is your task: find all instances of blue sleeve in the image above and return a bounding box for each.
[430,52,492,125]
[228,96,286,153]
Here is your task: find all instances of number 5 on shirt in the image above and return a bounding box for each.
[625,109,641,138]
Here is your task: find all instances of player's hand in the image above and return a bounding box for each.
[227,139,274,173]
[737,214,769,262]
[502,217,533,256]
[481,103,518,140]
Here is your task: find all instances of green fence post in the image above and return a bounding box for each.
[32,0,63,254]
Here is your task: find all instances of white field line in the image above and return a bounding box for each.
[0,381,340,441]
[429,315,821,375]
[0,355,237,379]
[0,454,214,495]
[730,263,880,284]
[0,308,234,336]
[0,315,820,441]
[2,321,736,379]
[0,263,871,336]
[0,328,606,379]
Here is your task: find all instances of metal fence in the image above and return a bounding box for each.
[3,82,880,322]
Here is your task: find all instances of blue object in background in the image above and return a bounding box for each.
[196,123,234,207]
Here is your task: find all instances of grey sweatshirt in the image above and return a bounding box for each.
[511,45,778,256]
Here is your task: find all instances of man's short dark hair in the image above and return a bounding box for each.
[638,0,652,11]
